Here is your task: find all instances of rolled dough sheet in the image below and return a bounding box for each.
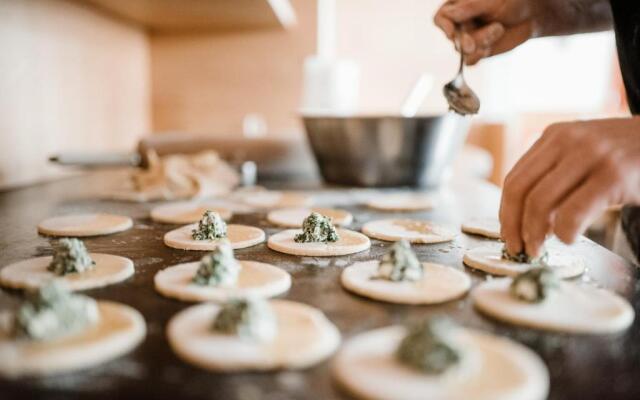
[37,214,133,237]
[267,207,353,228]
[332,326,549,400]
[461,219,501,240]
[237,191,313,209]
[164,224,265,251]
[151,202,233,224]
[267,229,371,256]
[362,219,455,244]
[167,300,341,371]
[154,261,291,302]
[365,194,435,212]
[463,245,585,278]
[0,253,134,291]
[0,301,146,378]
[472,278,635,334]
[341,261,471,305]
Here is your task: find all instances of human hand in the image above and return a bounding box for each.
[434,0,536,65]
[500,117,640,257]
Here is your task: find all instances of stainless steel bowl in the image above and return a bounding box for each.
[302,114,469,187]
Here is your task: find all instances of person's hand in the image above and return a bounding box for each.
[434,0,537,65]
[500,117,640,257]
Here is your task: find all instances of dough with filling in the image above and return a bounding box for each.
[151,202,233,224]
[154,261,291,302]
[365,194,435,211]
[267,229,370,256]
[0,254,134,291]
[463,245,585,278]
[341,261,470,304]
[472,278,634,334]
[267,207,353,228]
[0,302,146,377]
[362,219,455,244]
[37,214,133,237]
[164,224,265,251]
[332,326,549,400]
[167,300,340,371]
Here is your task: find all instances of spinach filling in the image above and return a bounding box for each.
[47,238,95,276]
[377,240,423,281]
[396,318,461,374]
[192,240,240,286]
[294,212,339,243]
[212,298,277,342]
[510,266,559,303]
[13,281,99,341]
[192,210,227,241]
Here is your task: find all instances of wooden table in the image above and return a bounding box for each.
[0,175,638,399]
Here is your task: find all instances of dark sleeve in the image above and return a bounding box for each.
[621,205,640,262]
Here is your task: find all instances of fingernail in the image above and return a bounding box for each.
[462,34,476,54]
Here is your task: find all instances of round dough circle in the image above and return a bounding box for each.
[151,202,233,224]
[167,300,340,371]
[463,245,585,278]
[341,261,470,305]
[472,278,635,334]
[267,207,353,228]
[365,194,435,212]
[0,254,134,291]
[461,219,501,239]
[267,229,371,256]
[332,326,549,400]
[154,261,291,302]
[362,219,455,244]
[37,214,133,237]
[0,301,146,378]
[239,191,313,209]
[164,224,265,251]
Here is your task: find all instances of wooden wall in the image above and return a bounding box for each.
[0,0,149,188]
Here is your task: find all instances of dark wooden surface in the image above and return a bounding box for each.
[0,174,639,400]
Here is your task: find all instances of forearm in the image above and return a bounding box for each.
[533,0,613,37]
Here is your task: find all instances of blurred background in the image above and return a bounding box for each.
[0,0,628,190]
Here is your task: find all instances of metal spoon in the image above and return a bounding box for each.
[443,35,480,116]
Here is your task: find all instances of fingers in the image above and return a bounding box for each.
[465,21,531,65]
[554,154,625,244]
[440,0,500,23]
[520,145,606,256]
[434,11,456,39]
[499,130,562,254]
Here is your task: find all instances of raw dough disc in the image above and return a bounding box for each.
[332,326,549,400]
[267,207,353,228]
[167,300,341,371]
[164,224,265,251]
[150,202,233,224]
[0,254,134,291]
[461,218,501,239]
[154,261,291,302]
[267,229,370,256]
[238,191,313,209]
[0,301,146,378]
[365,194,435,212]
[341,261,471,305]
[463,245,585,278]
[472,278,635,334]
[362,219,455,244]
[37,214,133,237]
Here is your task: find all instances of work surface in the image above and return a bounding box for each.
[0,175,639,400]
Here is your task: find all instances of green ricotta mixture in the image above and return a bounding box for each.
[396,318,461,374]
[47,238,95,276]
[192,240,241,286]
[501,245,549,265]
[510,266,559,303]
[377,240,423,281]
[294,212,339,243]
[212,298,277,342]
[13,281,99,341]
[192,210,227,241]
